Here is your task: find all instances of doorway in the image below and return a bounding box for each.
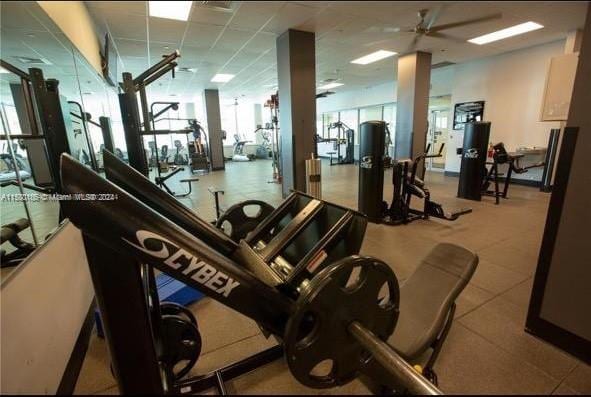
[426,108,450,171]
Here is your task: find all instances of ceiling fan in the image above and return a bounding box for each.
[316,91,335,99]
[367,7,503,53]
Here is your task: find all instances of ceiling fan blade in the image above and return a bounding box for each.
[426,5,447,30]
[429,13,503,33]
[427,31,466,44]
[406,34,422,54]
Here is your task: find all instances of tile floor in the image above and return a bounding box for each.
[3,158,589,394]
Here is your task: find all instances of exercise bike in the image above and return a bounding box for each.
[385,144,472,225]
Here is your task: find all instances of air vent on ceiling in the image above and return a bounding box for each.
[432,61,455,70]
[198,1,233,12]
[13,56,52,65]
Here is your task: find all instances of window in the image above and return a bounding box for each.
[383,103,396,145]
[338,109,358,143]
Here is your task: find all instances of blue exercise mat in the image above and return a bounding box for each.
[95,273,204,337]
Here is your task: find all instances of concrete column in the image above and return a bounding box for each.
[394,51,432,163]
[203,89,225,171]
[276,29,316,197]
[565,29,583,53]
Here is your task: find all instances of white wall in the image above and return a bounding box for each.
[316,67,455,114]
[446,40,564,172]
[315,40,565,176]
[1,222,94,394]
[37,1,103,75]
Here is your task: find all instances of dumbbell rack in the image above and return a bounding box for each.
[61,153,440,395]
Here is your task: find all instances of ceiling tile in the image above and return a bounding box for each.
[189,3,236,26]
[148,17,188,44]
[184,22,225,48]
[229,1,285,31]
[262,3,324,35]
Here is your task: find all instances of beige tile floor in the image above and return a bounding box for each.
[3,158,590,394]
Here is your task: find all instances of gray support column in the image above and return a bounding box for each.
[394,51,432,162]
[276,29,316,197]
[203,89,225,171]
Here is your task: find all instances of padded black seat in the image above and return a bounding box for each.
[390,243,478,361]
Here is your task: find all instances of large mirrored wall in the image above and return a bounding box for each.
[0,1,118,264]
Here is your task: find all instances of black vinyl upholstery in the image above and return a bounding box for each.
[389,243,478,360]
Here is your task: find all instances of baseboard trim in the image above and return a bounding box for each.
[56,300,96,394]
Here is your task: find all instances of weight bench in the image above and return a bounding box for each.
[389,243,478,385]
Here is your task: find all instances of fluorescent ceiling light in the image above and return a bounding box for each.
[211,73,235,83]
[149,1,192,21]
[318,82,344,90]
[351,50,397,65]
[0,66,9,74]
[468,21,543,45]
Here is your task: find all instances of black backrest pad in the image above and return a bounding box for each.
[390,243,478,360]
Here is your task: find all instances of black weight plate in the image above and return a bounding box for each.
[216,200,274,242]
[284,256,400,389]
[160,302,198,327]
[161,314,202,381]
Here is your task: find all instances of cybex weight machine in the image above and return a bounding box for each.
[60,149,479,394]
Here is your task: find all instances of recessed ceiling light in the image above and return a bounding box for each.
[0,66,9,74]
[351,50,397,65]
[26,33,35,38]
[318,82,344,90]
[149,1,193,21]
[211,73,235,83]
[468,21,543,45]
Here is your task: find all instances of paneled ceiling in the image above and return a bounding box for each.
[1,1,588,106]
[85,1,587,102]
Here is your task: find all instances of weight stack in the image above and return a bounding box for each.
[306,153,321,199]
[457,121,491,201]
[358,121,386,222]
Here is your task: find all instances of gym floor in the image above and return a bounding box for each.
[5,159,589,394]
